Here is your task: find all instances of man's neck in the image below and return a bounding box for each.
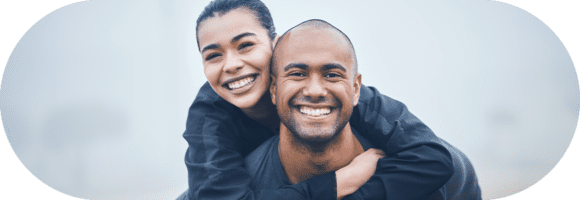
[278,123,364,184]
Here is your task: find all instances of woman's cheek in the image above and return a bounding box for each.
[204,64,220,85]
[254,49,272,71]
[251,52,265,68]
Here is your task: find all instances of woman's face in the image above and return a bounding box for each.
[197,8,274,109]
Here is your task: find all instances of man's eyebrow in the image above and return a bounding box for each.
[231,32,256,44]
[201,44,221,54]
[284,63,308,72]
[321,63,347,72]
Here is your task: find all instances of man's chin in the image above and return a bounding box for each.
[292,129,338,147]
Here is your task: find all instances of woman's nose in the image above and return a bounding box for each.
[223,53,243,73]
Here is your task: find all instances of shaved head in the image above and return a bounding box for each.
[271,19,358,77]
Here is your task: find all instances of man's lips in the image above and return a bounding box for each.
[292,102,338,117]
[221,73,258,90]
[299,106,332,116]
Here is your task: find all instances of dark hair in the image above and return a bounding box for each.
[271,19,358,77]
[196,0,276,50]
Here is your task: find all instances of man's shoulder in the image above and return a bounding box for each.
[244,136,279,175]
[244,135,286,190]
[244,135,279,168]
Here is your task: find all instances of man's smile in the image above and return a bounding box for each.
[290,99,340,121]
[299,106,332,117]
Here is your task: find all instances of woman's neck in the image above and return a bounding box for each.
[240,91,280,133]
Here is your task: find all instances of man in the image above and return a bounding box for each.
[244,19,481,199]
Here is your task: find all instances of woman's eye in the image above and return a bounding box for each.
[205,53,221,61]
[238,42,254,50]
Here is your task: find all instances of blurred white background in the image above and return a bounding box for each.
[1,0,578,199]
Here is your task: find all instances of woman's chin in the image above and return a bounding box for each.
[224,89,264,110]
[231,99,257,110]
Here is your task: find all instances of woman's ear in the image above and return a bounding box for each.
[270,75,277,105]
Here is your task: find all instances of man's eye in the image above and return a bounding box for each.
[238,42,254,50]
[205,53,221,61]
[290,72,306,77]
[325,73,341,78]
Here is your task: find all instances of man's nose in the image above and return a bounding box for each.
[303,76,328,100]
[223,52,243,73]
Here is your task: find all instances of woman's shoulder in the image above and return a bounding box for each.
[194,82,222,103]
[356,84,408,121]
[185,82,242,131]
[190,82,238,114]
[358,85,403,107]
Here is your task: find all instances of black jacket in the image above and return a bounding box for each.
[183,82,453,200]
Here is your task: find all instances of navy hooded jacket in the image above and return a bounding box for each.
[183,82,454,200]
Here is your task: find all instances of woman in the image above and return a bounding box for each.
[182,0,453,199]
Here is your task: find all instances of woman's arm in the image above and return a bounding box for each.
[345,85,454,200]
[335,148,385,199]
[183,82,342,200]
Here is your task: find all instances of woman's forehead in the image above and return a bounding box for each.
[197,8,266,47]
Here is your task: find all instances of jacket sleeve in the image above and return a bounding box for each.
[183,82,337,200]
[345,85,454,200]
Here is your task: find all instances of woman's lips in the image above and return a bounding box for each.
[228,76,255,90]
[222,74,258,90]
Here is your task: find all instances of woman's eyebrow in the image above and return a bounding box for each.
[201,44,220,54]
[201,32,257,54]
[231,32,256,44]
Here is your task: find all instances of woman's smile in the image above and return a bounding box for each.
[222,73,260,95]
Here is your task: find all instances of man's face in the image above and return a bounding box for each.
[271,27,361,144]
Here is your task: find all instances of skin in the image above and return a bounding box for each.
[196,8,384,199]
[271,25,362,147]
[197,8,278,128]
[270,24,385,199]
[270,25,365,184]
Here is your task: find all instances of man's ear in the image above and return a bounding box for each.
[270,74,277,105]
[353,73,362,107]
[272,35,281,48]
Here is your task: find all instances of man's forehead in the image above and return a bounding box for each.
[277,28,353,64]
[282,27,349,49]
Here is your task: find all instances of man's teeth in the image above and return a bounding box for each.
[300,107,331,116]
[228,77,255,90]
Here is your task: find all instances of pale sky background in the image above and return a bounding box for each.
[1,0,579,200]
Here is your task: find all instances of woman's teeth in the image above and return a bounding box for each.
[300,107,331,116]
[228,76,255,90]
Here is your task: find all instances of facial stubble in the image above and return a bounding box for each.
[277,95,352,154]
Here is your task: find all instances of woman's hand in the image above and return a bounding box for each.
[335,148,386,199]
